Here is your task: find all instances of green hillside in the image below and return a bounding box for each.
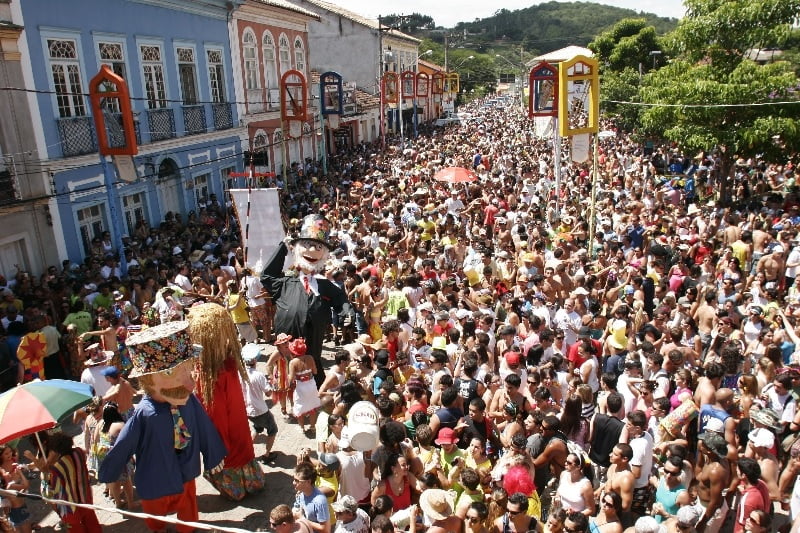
[442,1,676,56]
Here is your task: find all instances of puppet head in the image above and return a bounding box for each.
[186,302,247,407]
[126,320,201,406]
[291,214,332,274]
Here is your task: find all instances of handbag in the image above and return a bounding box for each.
[781,430,800,454]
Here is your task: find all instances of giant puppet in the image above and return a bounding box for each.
[98,321,226,533]
[187,302,266,500]
[260,214,353,386]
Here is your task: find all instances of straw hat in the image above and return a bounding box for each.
[419,489,455,521]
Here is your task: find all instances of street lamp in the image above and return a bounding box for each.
[451,55,474,70]
[417,49,432,62]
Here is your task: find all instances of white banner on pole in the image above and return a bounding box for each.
[229,188,289,273]
[533,116,554,139]
[571,133,591,163]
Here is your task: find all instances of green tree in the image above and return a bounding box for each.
[639,0,800,205]
[589,18,663,73]
[600,67,641,131]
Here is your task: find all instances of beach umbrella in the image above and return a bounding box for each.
[433,166,478,184]
[0,379,94,445]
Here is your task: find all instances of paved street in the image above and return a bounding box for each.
[25,342,331,532]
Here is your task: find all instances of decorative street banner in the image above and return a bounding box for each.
[529,61,558,118]
[381,72,399,104]
[571,133,591,163]
[558,55,599,137]
[446,73,459,94]
[230,188,288,272]
[320,71,343,115]
[280,69,308,122]
[401,70,416,100]
[416,72,429,98]
[432,72,444,95]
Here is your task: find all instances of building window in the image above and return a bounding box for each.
[176,47,198,105]
[76,204,106,256]
[207,49,226,103]
[220,166,235,192]
[194,173,209,207]
[278,34,290,76]
[140,44,167,109]
[97,41,126,112]
[294,38,305,73]
[243,30,259,90]
[122,192,146,236]
[47,38,86,118]
[262,33,277,90]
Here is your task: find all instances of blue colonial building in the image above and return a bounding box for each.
[13,0,245,263]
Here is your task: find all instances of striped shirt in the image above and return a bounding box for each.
[47,448,93,516]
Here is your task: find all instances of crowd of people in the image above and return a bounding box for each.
[1,93,800,533]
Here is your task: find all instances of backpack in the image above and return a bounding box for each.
[371,367,394,393]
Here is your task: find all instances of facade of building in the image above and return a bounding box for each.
[0,2,58,277]
[14,0,244,264]
[229,0,319,180]
[287,0,419,147]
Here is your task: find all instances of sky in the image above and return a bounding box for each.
[333,0,686,28]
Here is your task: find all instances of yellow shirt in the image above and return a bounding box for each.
[227,293,249,324]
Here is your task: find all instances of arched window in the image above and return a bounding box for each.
[242,30,259,90]
[294,37,305,73]
[262,32,277,91]
[278,34,290,76]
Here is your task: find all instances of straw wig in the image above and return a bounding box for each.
[187,302,248,407]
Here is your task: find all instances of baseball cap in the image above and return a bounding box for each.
[434,427,458,445]
[748,427,775,449]
[577,326,592,339]
[331,495,359,514]
[698,432,728,457]
[100,366,120,378]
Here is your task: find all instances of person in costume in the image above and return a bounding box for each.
[265,332,295,417]
[261,214,354,386]
[186,303,266,501]
[98,321,226,533]
[288,338,322,434]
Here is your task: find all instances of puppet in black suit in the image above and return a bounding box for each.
[261,214,353,386]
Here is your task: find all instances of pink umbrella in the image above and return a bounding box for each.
[433,166,478,183]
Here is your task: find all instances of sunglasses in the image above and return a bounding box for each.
[602,500,614,507]
[665,469,681,476]
[507,508,524,516]
[565,527,584,533]
[270,521,285,528]
[467,516,481,523]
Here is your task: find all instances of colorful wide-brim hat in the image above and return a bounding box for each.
[126,321,201,377]
[291,214,333,250]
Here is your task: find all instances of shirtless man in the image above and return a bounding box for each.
[101,366,137,419]
[750,220,770,275]
[692,290,718,351]
[694,362,724,408]
[599,443,634,525]
[754,246,785,288]
[722,214,741,246]
[541,267,562,305]
[531,415,568,499]
[744,428,780,503]
[695,432,730,533]
[353,275,378,335]
[79,312,118,361]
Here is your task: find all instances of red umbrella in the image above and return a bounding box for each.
[433,166,478,183]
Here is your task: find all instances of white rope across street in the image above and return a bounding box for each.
[0,488,256,533]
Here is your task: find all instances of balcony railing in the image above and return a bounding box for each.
[108,113,142,149]
[57,116,96,157]
[212,102,233,130]
[147,108,176,142]
[182,105,207,135]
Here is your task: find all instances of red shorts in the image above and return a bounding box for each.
[140,480,198,533]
